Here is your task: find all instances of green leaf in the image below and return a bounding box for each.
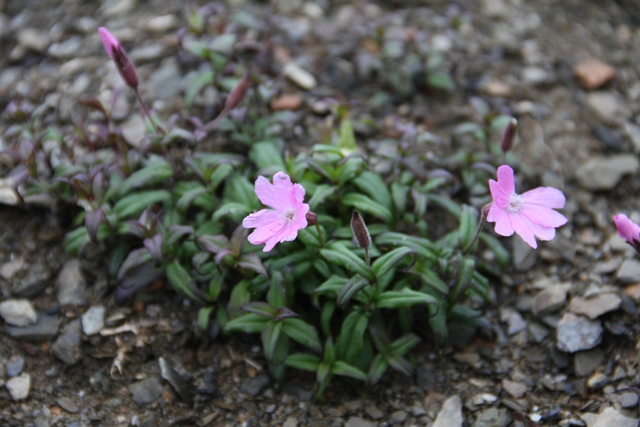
[450,257,475,303]
[428,298,448,345]
[209,163,234,191]
[64,227,90,255]
[368,354,389,385]
[353,172,392,212]
[336,310,369,364]
[342,193,392,222]
[307,184,336,210]
[237,253,268,277]
[375,232,437,260]
[166,260,204,302]
[331,361,368,382]
[458,205,477,250]
[391,182,408,214]
[212,202,251,222]
[241,302,277,319]
[176,185,208,214]
[387,354,414,376]
[338,118,357,155]
[261,321,282,362]
[227,280,252,319]
[267,273,286,308]
[197,306,214,332]
[323,336,336,365]
[113,190,171,219]
[284,353,321,372]
[337,157,365,187]
[336,275,371,307]
[224,312,269,334]
[320,243,375,282]
[281,318,322,353]
[427,194,461,218]
[427,72,455,91]
[185,70,214,109]
[116,160,174,198]
[371,247,414,279]
[249,141,286,171]
[479,232,510,269]
[413,265,449,295]
[391,334,421,356]
[377,288,439,309]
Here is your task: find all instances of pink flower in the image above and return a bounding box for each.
[98,27,139,89]
[487,165,567,249]
[613,213,640,249]
[242,172,310,252]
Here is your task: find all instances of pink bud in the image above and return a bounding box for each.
[98,27,139,89]
[500,118,518,153]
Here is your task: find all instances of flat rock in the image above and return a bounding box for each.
[283,61,317,90]
[433,395,463,427]
[502,379,528,398]
[556,313,603,353]
[240,374,270,396]
[570,294,621,319]
[3,312,60,341]
[82,306,105,336]
[586,91,625,123]
[51,320,82,365]
[56,396,79,413]
[17,28,49,53]
[581,407,638,427]
[0,258,24,279]
[159,357,193,406]
[500,308,527,335]
[624,283,640,302]
[616,259,640,285]
[0,299,37,326]
[345,417,376,427]
[573,349,604,376]
[129,377,164,405]
[6,373,31,401]
[473,407,512,427]
[624,121,640,151]
[6,356,25,377]
[12,262,52,297]
[532,283,571,317]
[56,259,87,305]
[575,155,639,190]
[574,57,616,90]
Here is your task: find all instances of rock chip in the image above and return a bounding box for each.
[532,283,571,317]
[556,313,603,353]
[574,57,616,90]
[616,259,640,285]
[283,61,317,90]
[499,308,527,335]
[573,349,604,376]
[51,320,82,365]
[570,294,621,319]
[3,312,59,341]
[56,396,79,413]
[146,15,178,32]
[159,357,193,406]
[473,407,512,427]
[240,374,270,396]
[433,395,463,427]
[0,299,37,326]
[581,407,639,427]
[586,92,625,123]
[82,306,105,336]
[56,259,87,305]
[575,155,639,190]
[17,28,49,53]
[6,373,31,401]
[0,258,24,279]
[282,418,298,427]
[6,356,25,377]
[502,379,528,398]
[130,377,164,405]
[345,417,376,427]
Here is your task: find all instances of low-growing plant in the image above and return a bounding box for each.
[0,3,569,399]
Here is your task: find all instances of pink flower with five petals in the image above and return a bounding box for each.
[487,165,568,249]
[242,172,310,252]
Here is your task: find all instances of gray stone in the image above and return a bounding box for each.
[146,15,178,32]
[0,299,37,326]
[121,113,146,147]
[17,28,49,53]
[240,374,270,396]
[6,373,30,401]
[433,395,463,427]
[624,121,640,151]
[512,238,537,271]
[481,0,508,18]
[129,377,164,405]
[56,396,79,413]
[473,407,512,427]
[147,59,182,99]
[528,322,549,343]
[82,306,105,336]
[570,294,621,319]
[282,418,298,427]
[47,37,83,59]
[617,392,639,408]
[130,43,168,63]
[587,372,609,389]
[51,320,82,366]
[159,357,193,406]
[364,404,383,420]
[500,308,527,335]
[573,349,604,376]
[56,259,87,305]
[0,258,24,279]
[6,356,24,377]
[616,259,640,285]
[13,262,51,297]
[575,155,639,191]
[502,379,528,398]
[556,313,603,353]
[345,417,376,427]
[532,283,571,317]
[3,312,59,341]
[389,410,407,424]
[522,67,549,85]
[586,91,625,123]
[581,407,638,427]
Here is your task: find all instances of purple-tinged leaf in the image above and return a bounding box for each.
[198,234,230,254]
[115,261,164,302]
[164,225,194,247]
[85,208,105,242]
[274,307,300,322]
[117,248,152,280]
[241,302,277,319]
[143,234,164,267]
[237,253,268,277]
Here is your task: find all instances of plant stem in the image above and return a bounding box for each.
[461,207,488,255]
[134,88,161,134]
[315,223,324,248]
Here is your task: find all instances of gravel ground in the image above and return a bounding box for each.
[2,0,640,426]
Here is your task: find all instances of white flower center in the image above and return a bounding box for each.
[507,194,524,213]
[283,209,297,223]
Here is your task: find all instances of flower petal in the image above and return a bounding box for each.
[254,175,290,211]
[614,213,640,244]
[509,212,537,249]
[521,186,566,209]
[496,165,515,195]
[518,204,568,228]
[489,179,510,209]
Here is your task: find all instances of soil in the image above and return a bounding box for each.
[2,0,640,426]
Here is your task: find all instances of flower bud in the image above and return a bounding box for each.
[500,118,518,153]
[225,74,251,110]
[98,27,139,89]
[350,211,371,249]
[305,211,317,226]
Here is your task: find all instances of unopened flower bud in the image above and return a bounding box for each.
[225,74,251,110]
[482,203,492,219]
[350,211,371,249]
[98,27,139,89]
[305,211,317,226]
[500,118,518,153]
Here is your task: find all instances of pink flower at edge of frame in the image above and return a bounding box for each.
[242,171,310,252]
[613,213,640,248]
[487,165,568,249]
[98,27,120,58]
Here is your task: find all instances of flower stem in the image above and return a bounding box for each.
[461,205,489,255]
[315,223,324,248]
[134,88,162,134]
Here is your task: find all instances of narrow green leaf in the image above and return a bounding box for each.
[224,312,269,334]
[427,72,455,91]
[307,184,336,210]
[371,247,414,279]
[249,141,286,171]
[336,310,369,364]
[338,118,357,155]
[353,171,392,212]
[427,194,461,218]
[368,354,389,385]
[241,302,277,319]
[377,288,439,309]
[414,265,449,295]
[113,190,171,219]
[331,361,368,382]
[336,275,370,307]
[284,353,321,372]
[281,318,322,353]
[165,260,205,302]
[185,70,214,109]
[320,243,374,281]
[450,257,475,303]
[197,306,214,332]
[458,205,477,250]
[176,185,208,214]
[342,193,392,223]
[337,156,365,187]
[375,232,438,260]
[387,354,414,376]
[212,202,251,222]
[261,321,282,362]
[323,336,336,365]
[391,334,421,356]
[116,160,174,198]
[237,253,268,277]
